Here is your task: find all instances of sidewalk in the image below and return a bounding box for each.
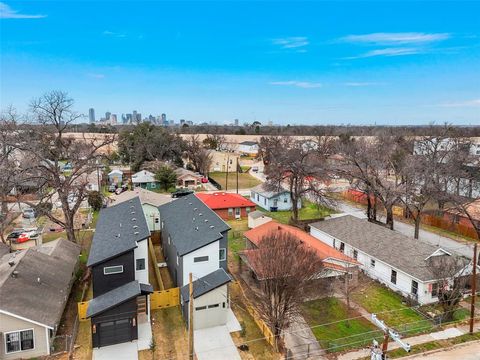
[284,312,325,360]
[337,322,480,360]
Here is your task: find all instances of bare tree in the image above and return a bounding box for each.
[15,91,115,243]
[203,133,226,150]
[184,135,213,175]
[428,255,471,322]
[260,136,334,223]
[245,231,324,350]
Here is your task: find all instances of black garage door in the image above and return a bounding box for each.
[98,318,134,347]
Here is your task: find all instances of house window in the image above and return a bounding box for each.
[411,280,418,295]
[208,303,220,309]
[370,259,376,268]
[104,265,124,275]
[391,270,397,284]
[136,258,146,271]
[194,256,209,263]
[155,217,159,224]
[219,248,226,261]
[195,306,207,311]
[5,329,34,353]
[353,250,358,260]
[151,183,156,188]
[264,198,266,205]
[431,283,438,297]
[339,242,345,253]
[228,208,233,215]
[256,194,259,201]
[284,197,288,203]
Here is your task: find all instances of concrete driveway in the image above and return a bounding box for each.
[194,325,241,360]
[92,341,138,360]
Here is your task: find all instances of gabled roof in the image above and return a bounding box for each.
[113,187,172,207]
[248,210,270,220]
[180,268,232,303]
[87,280,142,317]
[310,215,458,281]
[158,194,230,256]
[108,169,123,175]
[250,184,289,199]
[87,197,150,267]
[239,141,258,146]
[244,221,357,265]
[196,192,256,210]
[0,239,80,328]
[132,170,156,184]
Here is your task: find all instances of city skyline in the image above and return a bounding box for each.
[1,1,479,125]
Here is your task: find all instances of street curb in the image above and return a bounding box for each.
[398,339,480,359]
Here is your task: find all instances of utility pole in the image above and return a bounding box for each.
[96,165,101,192]
[470,242,478,334]
[188,272,194,360]
[236,157,239,194]
[225,155,229,191]
[371,314,410,359]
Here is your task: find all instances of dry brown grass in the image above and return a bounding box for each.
[72,320,92,360]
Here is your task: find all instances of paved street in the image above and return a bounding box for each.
[402,340,480,359]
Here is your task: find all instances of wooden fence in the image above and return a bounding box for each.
[150,288,180,309]
[148,238,164,290]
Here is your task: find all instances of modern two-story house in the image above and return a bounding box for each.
[158,194,235,330]
[86,197,153,348]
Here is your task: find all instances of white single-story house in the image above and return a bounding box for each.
[238,141,259,157]
[250,184,301,211]
[132,170,160,190]
[309,215,477,305]
[0,239,80,359]
[108,169,123,185]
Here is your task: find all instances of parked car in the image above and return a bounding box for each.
[15,229,40,244]
[108,184,116,192]
[7,229,24,242]
[201,177,209,184]
[252,166,259,172]
[171,189,194,198]
[22,208,36,219]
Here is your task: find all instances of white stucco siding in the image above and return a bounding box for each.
[309,227,437,305]
[182,241,220,287]
[134,239,149,285]
[143,203,160,232]
[191,285,229,330]
[250,191,301,211]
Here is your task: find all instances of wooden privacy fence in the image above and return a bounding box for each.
[148,238,164,290]
[150,288,180,309]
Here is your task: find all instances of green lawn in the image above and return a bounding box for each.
[352,281,433,336]
[260,200,335,224]
[301,297,382,352]
[227,219,249,261]
[209,171,261,190]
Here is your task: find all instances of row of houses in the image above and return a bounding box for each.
[108,168,206,189]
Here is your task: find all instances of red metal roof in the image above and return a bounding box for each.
[195,192,256,210]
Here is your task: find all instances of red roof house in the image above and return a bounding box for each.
[195,192,256,220]
[240,221,358,279]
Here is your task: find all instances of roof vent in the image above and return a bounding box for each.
[133,225,138,229]
[119,223,122,227]
[37,277,41,284]
[194,208,198,211]
[205,219,209,223]
[129,200,133,203]
[132,218,136,221]
[11,270,18,278]
[8,259,15,267]
[199,213,203,216]
[210,225,215,229]
[116,233,121,238]
[131,211,136,214]
[134,231,139,235]
[195,226,199,231]
[189,202,192,205]
[192,217,195,222]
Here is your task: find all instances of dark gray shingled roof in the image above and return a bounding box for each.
[0,239,80,328]
[87,196,150,267]
[310,215,458,282]
[180,268,232,303]
[158,194,230,256]
[87,280,141,317]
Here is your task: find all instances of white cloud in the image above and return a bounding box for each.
[270,81,322,89]
[87,73,105,79]
[103,30,126,38]
[439,99,480,107]
[272,37,309,50]
[0,2,46,19]
[345,47,422,59]
[339,32,450,45]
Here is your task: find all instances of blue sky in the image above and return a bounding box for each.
[1,1,479,125]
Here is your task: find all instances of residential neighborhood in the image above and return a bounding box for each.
[1,2,480,359]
